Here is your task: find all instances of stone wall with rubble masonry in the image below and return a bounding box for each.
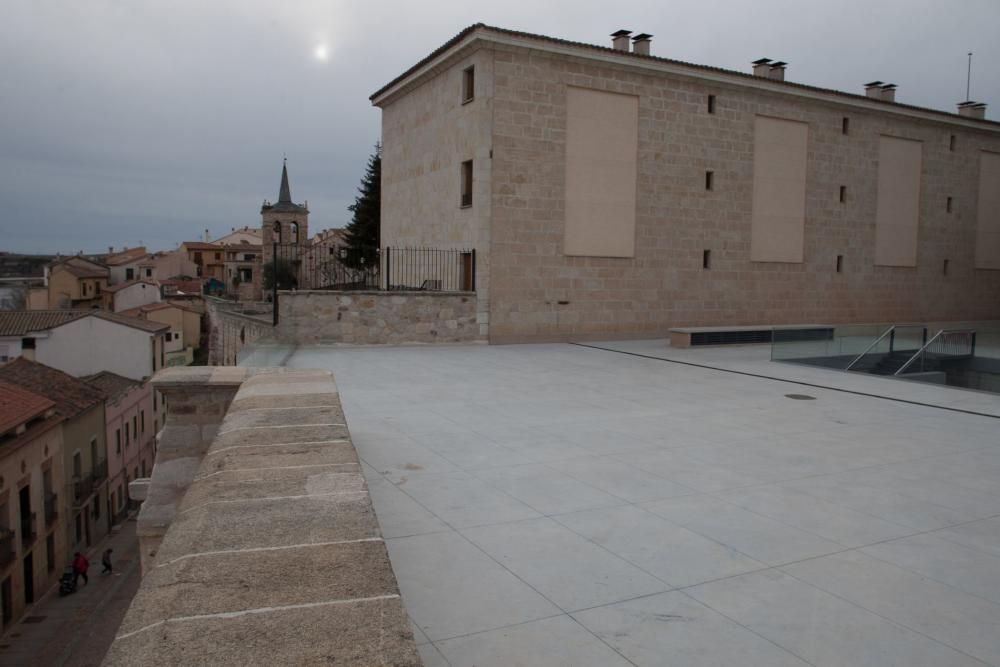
[276,290,482,345]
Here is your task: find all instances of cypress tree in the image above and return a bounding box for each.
[343,143,381,268]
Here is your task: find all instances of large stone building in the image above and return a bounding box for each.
[371,24,1000,343]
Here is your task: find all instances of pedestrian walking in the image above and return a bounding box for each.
[72,551,89,586]
[101,548,113,575]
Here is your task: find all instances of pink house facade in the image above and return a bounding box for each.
[84,372,158,524]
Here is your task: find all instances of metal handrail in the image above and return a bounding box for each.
[845,325,896,371]
[895,329,976,376]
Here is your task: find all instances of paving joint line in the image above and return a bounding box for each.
[570,342,1000,420]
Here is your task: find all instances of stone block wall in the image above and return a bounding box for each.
[380,44,494,337]
[276,290,482,345]
[485,44,1000,341]
[205,297,274,365]
[107,368,420,666]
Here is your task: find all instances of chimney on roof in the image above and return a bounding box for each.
[864,81,884,98]
[611,29,631,51]
[631,33,652,56]
[958,101,987,119]
[751,58,772,77]
[768,61,787,81]
[204,229,209,242]
[879,83,897,102]
[108,246,113,255]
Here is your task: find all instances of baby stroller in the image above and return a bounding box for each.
[59,567,77,597]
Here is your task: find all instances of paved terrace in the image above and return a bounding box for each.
[277,341,1000,667]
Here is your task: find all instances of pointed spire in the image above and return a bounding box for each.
[278,158,292,203]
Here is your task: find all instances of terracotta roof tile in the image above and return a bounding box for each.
[181,242,220,251]
[0,358,103,421]
[104,247,149,266]
[0,380,55,434]
[82,371,140,401]
[0,310,89,336]
[103,280,159,293]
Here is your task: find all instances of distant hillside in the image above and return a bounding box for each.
[0,252,56,278]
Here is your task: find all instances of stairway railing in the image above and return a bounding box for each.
[845,325,895,371]
[895,329,976,376]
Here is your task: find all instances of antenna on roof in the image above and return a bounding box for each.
[966,52,973,102]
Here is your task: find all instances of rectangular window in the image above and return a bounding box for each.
[124,427,129,448]
[842,117,850,135]
[707,95,716,114]
[702,249,711,269]
[705,170,714,191]
[836,255,843,273]
[133,416,137,439]
[145,268,152,277]
[115,429,121,454]
[141,411,145,434]
[460,160,473,207]
[946,196,953,213]
[46,534,55,572]
[949,134,956,152]
[943,259,950,275]
[21,338,35,350]
[462,66,475,103]
[125,268,134,281]
[839,186,846,203]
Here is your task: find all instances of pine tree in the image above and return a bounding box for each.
[343,143,381,268]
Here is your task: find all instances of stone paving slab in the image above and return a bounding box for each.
[281,341,1000,667]
[105,369,419,666]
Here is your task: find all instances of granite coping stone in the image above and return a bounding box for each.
[106,369,421,666]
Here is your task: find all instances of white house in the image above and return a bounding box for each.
[0,310,169,380]
[103,280,161,312]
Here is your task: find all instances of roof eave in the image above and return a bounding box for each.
[371,24,999,131]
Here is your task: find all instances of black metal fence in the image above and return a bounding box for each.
[268,243,475,294]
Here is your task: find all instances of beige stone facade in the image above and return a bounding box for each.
[373,25,1000,343]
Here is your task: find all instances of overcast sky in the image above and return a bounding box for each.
[2,0,997,254]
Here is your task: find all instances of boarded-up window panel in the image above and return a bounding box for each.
[750,116,808,263]
[975,151,1000,270]
[875,136,922,267]
[564,87,638,258]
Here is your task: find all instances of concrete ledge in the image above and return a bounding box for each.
[106,369,421,666]
[669,324,834,348]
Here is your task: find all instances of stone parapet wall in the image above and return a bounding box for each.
[204,296,273,365]
[276,290,482,345]
[106,367,420,666]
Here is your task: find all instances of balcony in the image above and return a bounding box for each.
[92,459,109,484]
[20,512,36,548]
[45,492,58,526]
[70,477,95,506]
[0,528,14,568]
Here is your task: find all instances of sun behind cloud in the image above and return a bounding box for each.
[314,44,329,62]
